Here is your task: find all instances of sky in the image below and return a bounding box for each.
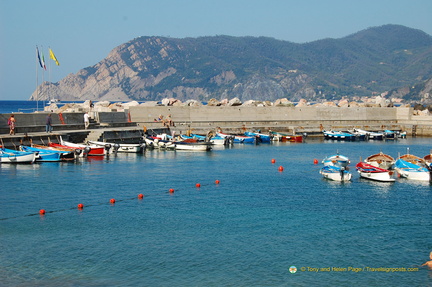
[0,0,431,101]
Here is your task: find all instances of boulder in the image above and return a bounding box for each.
[207,98,221,106]
[228,97,242,106]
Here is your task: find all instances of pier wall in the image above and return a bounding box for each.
[3,106,432,136]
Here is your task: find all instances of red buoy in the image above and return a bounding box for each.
[215,180,220,184]
[196,183,201,188]
[39,209,46,215]
[278,166,284,172]
[169,188,175,193]
[77,203,84,209]
[313,159,319,164]
[138,194,144,199]
[271,159,276,164]
[110,198,116,204]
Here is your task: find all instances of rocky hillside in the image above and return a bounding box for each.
[31,25,432,103]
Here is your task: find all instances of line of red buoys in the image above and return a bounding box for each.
[38,180,222,216]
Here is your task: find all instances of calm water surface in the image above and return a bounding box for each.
[1,138,432,286]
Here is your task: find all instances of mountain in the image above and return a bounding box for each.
[31,25,432,103]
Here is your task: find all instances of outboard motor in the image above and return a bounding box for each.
[138,139,146,152]
[113,143,120,153]
[104,144,112,154]
[255,135,262,144]
[83,146,91,157]
[340,167,345,181]
[74,149,82,156]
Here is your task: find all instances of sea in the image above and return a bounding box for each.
[0,100,83,114]
[1,136,432,286]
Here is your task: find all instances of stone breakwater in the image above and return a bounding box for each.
[2,98,432,137]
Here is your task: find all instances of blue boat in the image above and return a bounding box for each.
[20,145,75,162]
[216,132,255,144]
[244,132,272,143]
[0,148,36,163]
[323,130,356,141]
[394,158,430,181]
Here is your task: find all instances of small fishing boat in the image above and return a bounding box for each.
[394,158,430,181]
[323,130,356,141]
[383,130,396,139]
[320,165,352,181]
[244,131,272,143]
[322,153,350,167]
[31,143,78,160]
[216,132,255,144]
[351,128,384,140]
[365,152,395,169]
[20,145,62,162]
[0,148,36,163]
[355,162,395,182]
[50,140,105,156]
[20,145,75,162]
[143,137,175,150]
[88,140,145,153]
[173,140,213,151]
[270,131,303,142]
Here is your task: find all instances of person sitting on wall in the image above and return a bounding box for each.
[165,114,175,127]
[154,115,164,123]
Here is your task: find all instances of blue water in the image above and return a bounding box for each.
[0,100,85,114]
[1,139,432,286]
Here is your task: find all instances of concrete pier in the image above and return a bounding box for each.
[1,105,432,149]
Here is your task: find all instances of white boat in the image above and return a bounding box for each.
[59,139,106,156]
[322,154,350,167]
[352,128,384,140]
[173,141,213,151]
[365,152,395,169]
[143,137,175,150]
[356,162,395,182]
[88,140,144,153]
[394,158,430,181]
[320,165,352,181]
[0,148,36,163]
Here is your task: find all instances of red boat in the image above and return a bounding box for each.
[271,132,303,142]
[49,141,105,156]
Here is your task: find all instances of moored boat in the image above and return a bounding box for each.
[355,162,395,182]
[0,148,36,163]
[244,131,272,143]
[394,158,430,181]
[20,145,63,162]
[323,130,356,141]
[216,132,255,144]
[352,128,384,140]
[50,140,105,156]
[88,140,145,153]
[270,131,303,142]
[322,153,350,167]
[320,165,352,181]
[365,152,395,169]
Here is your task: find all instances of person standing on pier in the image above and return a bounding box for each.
[8,114,15,135]
[84,112,90,129]
[46,113,53,133]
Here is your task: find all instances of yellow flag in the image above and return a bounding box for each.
[49,48,60,66]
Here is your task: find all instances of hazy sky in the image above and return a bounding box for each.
[1,0,431,100]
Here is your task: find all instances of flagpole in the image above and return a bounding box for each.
[36,46,39,111]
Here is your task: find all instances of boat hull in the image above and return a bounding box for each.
[394,159,431,181]
[320,166,352,181]
[0,148,36,163]
[88,141,144,153]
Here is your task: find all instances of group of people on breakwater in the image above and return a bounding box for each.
[154,114,175,127]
